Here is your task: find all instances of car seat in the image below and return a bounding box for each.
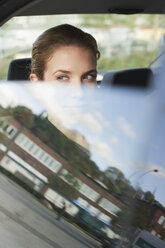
[7,58,31,80]
[102,68,153,88]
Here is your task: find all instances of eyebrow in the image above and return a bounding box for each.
[53,69,97,77]
[84,69,97,75]
[53,70,71,76]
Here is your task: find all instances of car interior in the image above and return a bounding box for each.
[2,0,164,88]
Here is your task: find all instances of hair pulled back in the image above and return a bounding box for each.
[31,24,100,80]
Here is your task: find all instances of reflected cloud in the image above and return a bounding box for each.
[93,111,110,128]
[90,141,121,169]
[109,136,121,145]
[79,113,103,133]
[117,116,136,138]
[0,84,22,107]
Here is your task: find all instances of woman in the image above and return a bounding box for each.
[30,24,100,86]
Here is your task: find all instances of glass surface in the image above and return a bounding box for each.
[0,9,165,248]
[0,81,165,247]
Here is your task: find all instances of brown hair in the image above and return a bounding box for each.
[31,24,100,80]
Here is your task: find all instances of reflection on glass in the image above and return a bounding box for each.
[0,82,164,247]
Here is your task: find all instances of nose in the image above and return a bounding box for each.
[68,78,83,101]
[70,77,82,87]
[69,77,83,94]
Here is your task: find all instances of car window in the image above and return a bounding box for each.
[0,14,164,80]
[0,12,165,248]
[0,80,165,247]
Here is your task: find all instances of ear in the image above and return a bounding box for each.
[30,73,39,82]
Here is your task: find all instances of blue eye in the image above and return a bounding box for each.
[83,74,96,82]
[85,75,93,79]
[57,75,69,82]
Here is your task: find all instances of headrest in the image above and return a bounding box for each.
[102,68,153,88]
[7,58,31,80]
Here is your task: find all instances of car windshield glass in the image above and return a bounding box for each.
[0,14,164,80]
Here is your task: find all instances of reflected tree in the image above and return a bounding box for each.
[7,105,34,128]
[48,174,79,199]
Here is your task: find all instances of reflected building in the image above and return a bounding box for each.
[149,206,165,238]
[0,116,124,226]
[133,198,165,239]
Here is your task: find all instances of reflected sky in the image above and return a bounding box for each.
[0,82,164,206]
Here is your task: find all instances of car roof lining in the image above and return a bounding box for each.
[16,0,165,16]
[0,0,39,26]
[0,0,165,26]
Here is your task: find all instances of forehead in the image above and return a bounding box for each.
[48,44,96,58]
[46,45,97,71]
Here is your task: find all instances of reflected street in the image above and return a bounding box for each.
[0,173,101,248]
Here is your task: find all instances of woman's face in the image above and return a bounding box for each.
[30,45,97,86]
